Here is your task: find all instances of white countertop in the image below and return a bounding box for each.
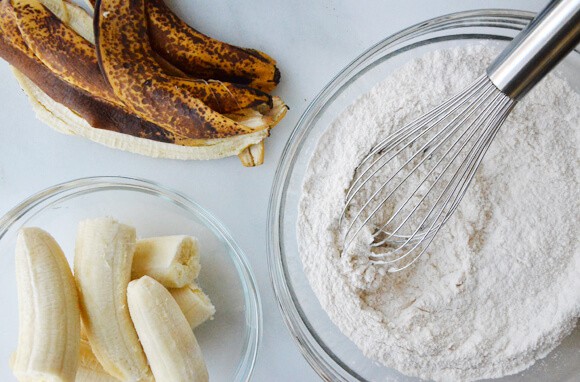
[0,0,545,380]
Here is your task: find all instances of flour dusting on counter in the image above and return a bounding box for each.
[297,44,580,381]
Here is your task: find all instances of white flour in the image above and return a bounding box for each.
[297,44,580,381]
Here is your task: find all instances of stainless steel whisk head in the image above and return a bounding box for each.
[339,76,514,272]
[339,0,580,272]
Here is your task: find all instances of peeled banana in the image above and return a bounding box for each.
[77,339,120,382]
[74,217,152,382]
[128,276,209,382]
[170,283,216,330]
[12,228,80,382]
[132,235,200,288]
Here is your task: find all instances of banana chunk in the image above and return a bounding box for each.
[12,228,80,382]
[77,339,120,382]
[74,217,152,382]
[128,276,209,382]
[132,235,200,288]
[169,283,216,329]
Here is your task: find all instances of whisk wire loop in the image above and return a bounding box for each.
[340,75,515,271]
[371,88,506,248]
[342,76,488,212]
[340,76,491,250]
[377,98,513,272]
[368,88,509,267]
[372,98,513,271]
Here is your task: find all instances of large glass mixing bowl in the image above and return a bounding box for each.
[268,10,580,382]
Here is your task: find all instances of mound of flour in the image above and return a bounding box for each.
[297,44,580,381]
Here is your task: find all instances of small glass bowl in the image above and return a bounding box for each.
[0,176,262,382]
[268,9,580,382]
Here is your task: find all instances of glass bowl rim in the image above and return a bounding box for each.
[267,8,580,381]
[0,175,262,382]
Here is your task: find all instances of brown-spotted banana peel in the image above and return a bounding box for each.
[145,0,280,92]
[86,0,280,91]
[0,0,287,165]
[95,0,276,140]
[0,0,186,146]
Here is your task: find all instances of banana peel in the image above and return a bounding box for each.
[238,141,265,167]
[146,0,280,92]
[14,69,279,160]
[11,0,122,107]
[0,0,287,165]
[95,0,275,140]
[0,0,184,146]
[85,0,280,92]
[14,0,272,116]
[36,0,68,22]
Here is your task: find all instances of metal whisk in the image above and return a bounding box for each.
[340,0,580,272]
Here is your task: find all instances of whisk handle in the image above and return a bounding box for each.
[487,0,580,100]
